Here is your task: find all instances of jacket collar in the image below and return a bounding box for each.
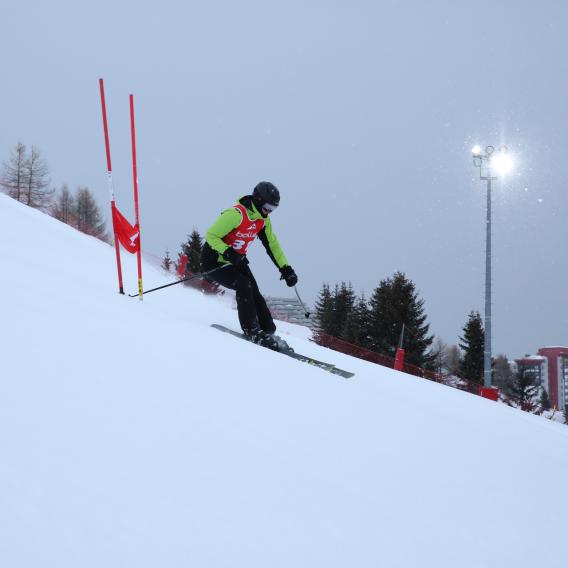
[238,195,263,220]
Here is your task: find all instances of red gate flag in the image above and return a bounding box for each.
[112,205,140,253]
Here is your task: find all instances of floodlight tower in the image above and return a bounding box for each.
[472,145,513,388]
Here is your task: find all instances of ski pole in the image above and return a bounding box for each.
[128,263,231,298]
[294,286,311,318]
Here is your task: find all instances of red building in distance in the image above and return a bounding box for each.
[516,347,568,410]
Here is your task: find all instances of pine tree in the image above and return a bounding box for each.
[183,229,204,274]
[50,184,76,224]
[178,230,202,281]
[178,229,221,295]
[367,271,434,367]
[74,187,107,240]
[314,283,334,337]
[367,277,393,355]
[161,250,173,272]
[330,282,355,339]
[459,311,484,384]
[23,146,53,209]
[0,142,27,201]
[504,368,540,412]
[342,293,370,347]
[539,389,551,412]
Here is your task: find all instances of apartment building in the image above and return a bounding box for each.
[516,347,568,409]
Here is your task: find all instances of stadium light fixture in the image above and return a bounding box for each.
[490,150,514,176]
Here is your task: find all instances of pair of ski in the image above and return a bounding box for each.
[211,324,354,379]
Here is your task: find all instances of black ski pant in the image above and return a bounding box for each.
[201,245,276,335]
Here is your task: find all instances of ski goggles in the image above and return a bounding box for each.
[261,202,278,213]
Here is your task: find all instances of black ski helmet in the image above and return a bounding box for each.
[252,181,280,214]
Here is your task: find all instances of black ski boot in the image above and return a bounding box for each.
[245,328,281,351]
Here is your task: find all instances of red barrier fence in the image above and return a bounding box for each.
[311,329,503,397]
[313,329,443,381]
[311,329,562,419]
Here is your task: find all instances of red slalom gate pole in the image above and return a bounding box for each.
[394,348,406,371]
[129,94,144,300]
[394,323,406,371]
[99,78,125,294]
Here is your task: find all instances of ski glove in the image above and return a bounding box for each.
[222,247,248,265]
[280,265,298,287]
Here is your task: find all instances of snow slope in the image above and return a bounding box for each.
[1,192,567,568]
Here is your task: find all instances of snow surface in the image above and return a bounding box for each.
[1,192,568,567]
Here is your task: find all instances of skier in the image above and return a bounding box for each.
[201,181,298,350]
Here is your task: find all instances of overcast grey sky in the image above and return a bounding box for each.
[2,0,567,358]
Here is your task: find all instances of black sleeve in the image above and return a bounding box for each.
[258,227,280,269]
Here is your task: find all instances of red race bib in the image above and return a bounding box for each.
[222,204,265,255]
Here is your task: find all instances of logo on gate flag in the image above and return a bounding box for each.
[112,206,140,253]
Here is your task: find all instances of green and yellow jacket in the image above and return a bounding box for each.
[205,195,289,269]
